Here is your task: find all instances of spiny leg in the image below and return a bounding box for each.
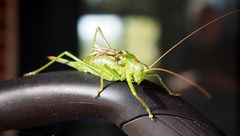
[47,57,117,98]
[145,74,181,96]
[48,52,103,75]
[95,64,120,97]
[127,78,153,120]
[53,52,106,98]
[148,68,211,99]
[24,51,84,76]
[95,69,104,98]
[50,55,119,98]
[93,27,112,49]
[47,52,106,98]
[48,56,89,72]
[102,64,120,79]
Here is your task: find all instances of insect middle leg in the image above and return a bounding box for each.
[127,78,153,120]
[24,51,86,76]
[95,64,121,97]
[145,74,181,96]
[95,69,104,98]
[47,55,109,98]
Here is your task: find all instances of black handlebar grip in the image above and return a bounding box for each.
[0,71,224,136]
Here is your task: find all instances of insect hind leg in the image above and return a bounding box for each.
[93,27,112,49]
[24,51,80,76]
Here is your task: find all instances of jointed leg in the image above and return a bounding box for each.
[93,27,112,49]
[95,69,104,98]
[24,51,86,76]
[95,65,120,97]
[127,78,153,120]
[102,64,120,79]
[145,74,180,96]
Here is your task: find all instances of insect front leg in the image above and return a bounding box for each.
[24,51,82,76]
[145,74,180,96]
[127,78,154,120]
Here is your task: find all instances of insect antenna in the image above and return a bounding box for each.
[149,10,240,68]
[149,68,212,99]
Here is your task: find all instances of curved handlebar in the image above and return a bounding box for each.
[0,71,224,135]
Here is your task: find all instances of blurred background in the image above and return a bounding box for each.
[0,0,239,136]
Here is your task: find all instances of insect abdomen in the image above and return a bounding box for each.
[83,55,124,81]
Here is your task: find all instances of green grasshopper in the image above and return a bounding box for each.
[24,10,238,120]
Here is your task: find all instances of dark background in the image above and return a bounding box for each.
[1,0,239,136]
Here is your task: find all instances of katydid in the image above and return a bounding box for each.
[24,10,239,120]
